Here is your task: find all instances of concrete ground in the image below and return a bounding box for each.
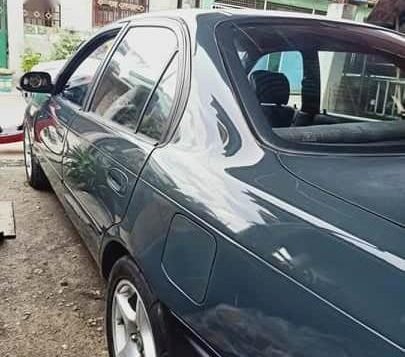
[0,93,107,356]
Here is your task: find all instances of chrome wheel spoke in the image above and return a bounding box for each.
[138,320,154,356]
[114,321,127,352]
[135,298,155,357]
[135,298,144,327]
[117,340,140,357]
[116,290,137,324]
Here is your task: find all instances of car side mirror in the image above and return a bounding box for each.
[19,72,53,94]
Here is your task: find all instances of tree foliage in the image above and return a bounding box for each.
[21,49,42,73]
[50,31,83,61]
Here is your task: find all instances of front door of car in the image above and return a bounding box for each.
[36,27,120,194]
[63,24,180,255]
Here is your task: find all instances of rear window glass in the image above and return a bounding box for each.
[218,20,405,148]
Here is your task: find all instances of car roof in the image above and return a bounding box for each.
[120,8,388,32]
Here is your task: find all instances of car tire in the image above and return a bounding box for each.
[23,127,49,190]
[106,256,171,357]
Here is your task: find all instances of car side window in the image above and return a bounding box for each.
[138,53,179,141]
[62,38,115,107]
[90,26,178,134]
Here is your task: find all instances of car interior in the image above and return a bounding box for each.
[232,21,405,145]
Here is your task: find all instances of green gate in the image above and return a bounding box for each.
[0,0,7,68]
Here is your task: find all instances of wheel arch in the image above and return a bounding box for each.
[100,239,131,280]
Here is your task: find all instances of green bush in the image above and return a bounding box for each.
[21,49,42,73]
[50,31,83,61]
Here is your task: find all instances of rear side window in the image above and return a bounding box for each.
[90,26,178,135]
[138,53,179,141]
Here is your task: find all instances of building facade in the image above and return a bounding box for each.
[23,0,153,32]
[1,0,393,74]
[368,0,405,31]
[1,0,201,73]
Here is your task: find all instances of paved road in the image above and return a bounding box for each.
[0,96,107,356]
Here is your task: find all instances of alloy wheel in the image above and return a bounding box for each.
[112,280,157,357]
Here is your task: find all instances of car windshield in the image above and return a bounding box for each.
[218,19,405,147]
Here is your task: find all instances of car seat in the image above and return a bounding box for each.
[249,70,295,128]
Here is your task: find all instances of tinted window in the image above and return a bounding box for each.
[90,27,178,133]
[63,38,114,107]
[220,21,405,147]
[138,53,179,141]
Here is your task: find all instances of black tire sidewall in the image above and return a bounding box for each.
[23,126,49,190]
[106,256,170,357]
[23,127,33,182]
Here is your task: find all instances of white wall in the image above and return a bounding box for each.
[320,3,358,110]
[149,0,178,12]
[7,0,24,74]
[201,0,214,8]
[149,0,203,11]
[60,0,92,32]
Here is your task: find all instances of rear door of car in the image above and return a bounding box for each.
[63,19,184,255]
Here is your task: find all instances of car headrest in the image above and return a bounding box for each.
[250,70,290,106]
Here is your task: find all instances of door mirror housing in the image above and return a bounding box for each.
[19,72,53,93]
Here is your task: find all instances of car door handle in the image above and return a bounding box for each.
[106,168,128,195]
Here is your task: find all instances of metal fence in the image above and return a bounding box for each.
[23,0,61,28]
[212,1,325,14]
[366,78,405,119]
[212,1,266,9]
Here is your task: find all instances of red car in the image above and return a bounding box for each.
[0,123,23,144]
